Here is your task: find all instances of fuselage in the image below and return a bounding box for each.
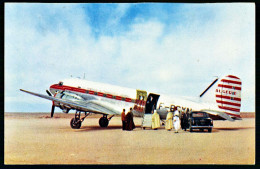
[48,78,206,119]
[48,77,241,119]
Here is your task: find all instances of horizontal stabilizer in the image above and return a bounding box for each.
[201,109,235,121]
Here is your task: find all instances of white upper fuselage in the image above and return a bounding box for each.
[49,78,212,118]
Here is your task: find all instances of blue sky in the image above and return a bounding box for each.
[5,3,255,112]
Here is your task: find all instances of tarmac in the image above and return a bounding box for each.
[4,113,255,164]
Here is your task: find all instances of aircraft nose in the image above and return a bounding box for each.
[49,85,57,95]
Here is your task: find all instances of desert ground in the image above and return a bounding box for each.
[4,112,255,164]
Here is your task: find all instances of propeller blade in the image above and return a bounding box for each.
[51,105,55,118]
[46,90,52,96]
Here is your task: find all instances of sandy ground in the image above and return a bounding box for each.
[4,113,255,164]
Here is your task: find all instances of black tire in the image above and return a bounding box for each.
[99,117,109,127]
[189,128,193,132]
[200,129,204,132]
[70,118,82,129]
[208,128,212,133]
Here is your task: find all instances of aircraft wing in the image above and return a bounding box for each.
[20,89,120,115]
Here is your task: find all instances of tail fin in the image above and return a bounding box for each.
[200,75,242,118]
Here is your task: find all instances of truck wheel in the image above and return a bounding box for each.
[189,127,193,132]
[208,128,212,133]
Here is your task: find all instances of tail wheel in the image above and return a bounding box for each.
[70,118,82,129]
[99,117,109,127]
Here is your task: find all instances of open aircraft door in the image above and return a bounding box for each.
[145,93,160,114]
[134,90,147,112]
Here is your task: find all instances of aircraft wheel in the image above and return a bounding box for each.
[189,126,193,132]
[99,117,109,127]
[70,118,82,129]
[208,128,212,133]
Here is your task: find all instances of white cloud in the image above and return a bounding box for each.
[5,3,255,112]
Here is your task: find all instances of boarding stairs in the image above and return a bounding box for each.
[141,114,152,129]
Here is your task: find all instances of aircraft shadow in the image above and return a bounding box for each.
[67,126,254,132]
[180,127,254,133]
[75,125,142,132]
[214,127,254,131]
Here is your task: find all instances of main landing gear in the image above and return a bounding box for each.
[70,111,90,129]
[99,115,114,128]
[70,112,114,129]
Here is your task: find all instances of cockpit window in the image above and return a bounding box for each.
[58,81,63,86]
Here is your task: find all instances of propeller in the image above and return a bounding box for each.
[46,89,55,118]
[46,90,52,96]
[51,105,55,118]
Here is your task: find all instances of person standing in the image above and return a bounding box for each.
[152,110,160,130]
[182,109,188,131]
[121,109,126,130]
[165,111,173,131]
[173,108,181,133]
[126,107,135,131]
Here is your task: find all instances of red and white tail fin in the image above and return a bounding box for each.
[200,75,242,119]
[215,75,242,118]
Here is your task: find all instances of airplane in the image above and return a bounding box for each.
[20,74,242,129]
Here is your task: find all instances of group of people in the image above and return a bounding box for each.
[165,106,192,132]
[121,106,191,132]
[152,106,184,133]
[150,106,192,133]
[121,108,135,131]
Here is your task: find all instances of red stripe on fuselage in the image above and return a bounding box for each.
[98,92,104,96]
[125,98,132,102]
[50,84,135,103]
[88,90,94,95]
[116,96,122,100]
